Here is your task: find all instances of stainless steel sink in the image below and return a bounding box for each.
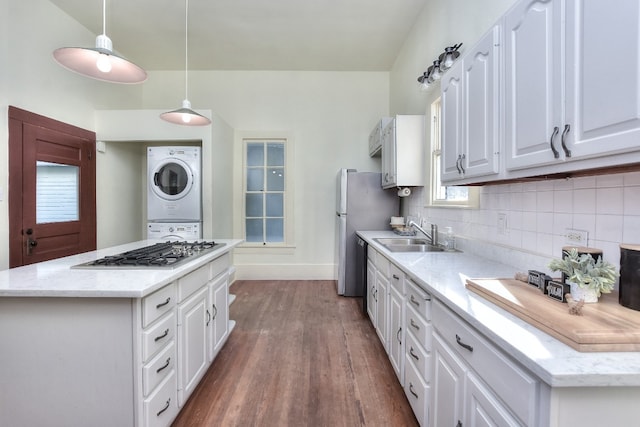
[374,237,447,253]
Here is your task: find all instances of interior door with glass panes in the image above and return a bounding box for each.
[8,107,96,267]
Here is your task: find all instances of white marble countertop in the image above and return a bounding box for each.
[0,239,242,298]
[357,230,640,388]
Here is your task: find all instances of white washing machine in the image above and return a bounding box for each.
[147,146,201,221]
[147,222,202,240]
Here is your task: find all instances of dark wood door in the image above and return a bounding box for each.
[9,106,96,267]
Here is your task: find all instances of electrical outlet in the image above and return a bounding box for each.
[497,213,507,235]
[565,228,588,246]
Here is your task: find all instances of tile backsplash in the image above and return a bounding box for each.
[403,171,640,281]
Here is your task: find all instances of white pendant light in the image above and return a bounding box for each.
[160,0,211,126]
[53,0,147,84]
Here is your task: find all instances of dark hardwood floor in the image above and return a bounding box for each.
[172,280,419,427]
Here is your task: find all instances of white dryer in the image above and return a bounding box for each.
[147,146,201,221]
[147,222,202,240]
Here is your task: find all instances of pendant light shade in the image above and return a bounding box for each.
[53,0,147,84]
[160,0,211,126]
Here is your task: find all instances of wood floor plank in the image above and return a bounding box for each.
[171,280,418,427]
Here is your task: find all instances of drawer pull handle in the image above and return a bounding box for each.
[409,383,419,399]
[156,398,171,417]
[456,421,462,427]
[392,274,400,280]
[206,309,211,326]
[156,297,171,309]
[410,319,420,331]
[410,295,420,307]
[456,334,473,352]
[410,346,419,361]
[397,327,402,344]
[212,303,218,320]
[154,328,169,342]
[156,357,171,373]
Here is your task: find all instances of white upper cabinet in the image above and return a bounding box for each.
[444,0,640,184]
[381,115,425,189]
[564,0,640,159]
[504,0,564,171]
[442,26,501,184]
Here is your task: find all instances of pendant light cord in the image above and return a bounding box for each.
[184,0,189,100]
[101,0,107,36]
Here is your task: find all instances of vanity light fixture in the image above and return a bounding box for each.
[160,0,211,126]
[53,0,147,84]
[417,43,463,92]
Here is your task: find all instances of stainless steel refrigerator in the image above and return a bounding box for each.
[336,169,400,296]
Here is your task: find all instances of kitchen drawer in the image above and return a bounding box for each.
[404,354,429,427]
[178,263,211,302]
[374,251,389,276]
[143,341,176,397]
[144,370,179,427]
[405,328,431,382]
[406,278,431,321]
[209,252,230,280]
[406,303,432,350]
[143,282,177,328]
[389,263,404,294]
[432,299,538,425]
[142,311,176,362]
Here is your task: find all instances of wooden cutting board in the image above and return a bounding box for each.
[465,278,640,352]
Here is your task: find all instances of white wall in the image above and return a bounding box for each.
[142,71,389,279]
[0,0,146,269]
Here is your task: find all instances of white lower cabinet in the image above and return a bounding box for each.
[403,278,432,426]
[388,263,405,384]
[432,299,538,427]
[208,271,230,361]
[177,286,209,406]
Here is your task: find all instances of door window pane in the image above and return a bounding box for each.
[36,161,79,223]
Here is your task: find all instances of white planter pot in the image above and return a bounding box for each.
[569,281,599,303]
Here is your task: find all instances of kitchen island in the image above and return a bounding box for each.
[0,239,242,427]
[358,230,640,427]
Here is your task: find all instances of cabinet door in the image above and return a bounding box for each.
[432,332,466,427]
[177,286,208,406]
[462,25,500,179]
[208,272,229,361]
[389,285,404,384]
[375,270,389,351]
[381,120,397,188]
[441,62,464,183]
[466,372,521,427]
[564,0,640,159]
[504,0,564,170]
[367,259,377,324]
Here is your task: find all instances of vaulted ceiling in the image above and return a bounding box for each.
[49,0,428,71]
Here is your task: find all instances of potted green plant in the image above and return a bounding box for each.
[548,248,619,303]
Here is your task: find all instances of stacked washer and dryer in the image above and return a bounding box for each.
[147,146,202,240]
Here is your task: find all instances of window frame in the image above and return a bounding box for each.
[234,131,295,250]
[426,97,479,208]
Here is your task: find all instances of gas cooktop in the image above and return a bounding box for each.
[72,241,226,269]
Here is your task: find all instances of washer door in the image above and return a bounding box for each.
[151,158,194,201]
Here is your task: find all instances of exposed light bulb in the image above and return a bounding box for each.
[181,113,192,124]
[96,54,112,73]
[443,54,455,69]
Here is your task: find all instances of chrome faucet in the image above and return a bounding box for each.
[407,220,438,246]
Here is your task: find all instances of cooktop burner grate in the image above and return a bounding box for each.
[72,241,225,269]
